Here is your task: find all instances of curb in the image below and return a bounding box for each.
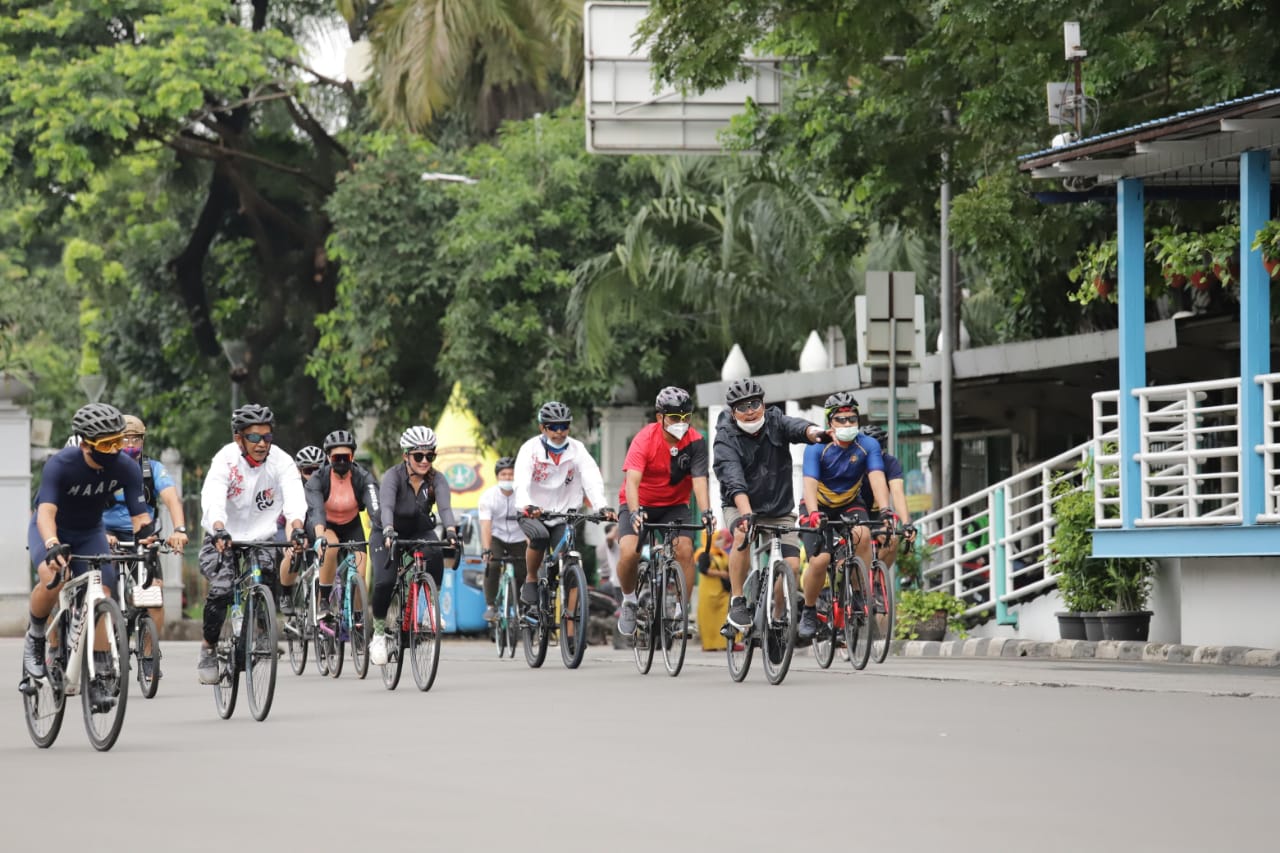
[893,637,1280,668]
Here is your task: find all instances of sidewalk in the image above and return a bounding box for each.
[894,636,1280,667]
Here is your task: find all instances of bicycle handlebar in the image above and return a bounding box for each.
[48,549,158,589]
[633,521,715,557]
[539,510,611,524]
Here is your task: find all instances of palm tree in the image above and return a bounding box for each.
[338,0,582,134]
[569,157,861,373]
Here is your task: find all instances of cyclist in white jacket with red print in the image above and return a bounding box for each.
[195,404,308,684]
[513,401,615,605]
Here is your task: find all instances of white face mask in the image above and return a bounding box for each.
[834,426,860,442]
[736,417,765,435]
[665,422,690,440]
[498,480,514,492]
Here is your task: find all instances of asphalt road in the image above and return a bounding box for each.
[2,637,1277,852]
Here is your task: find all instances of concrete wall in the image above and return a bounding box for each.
[1177,557,1280,649]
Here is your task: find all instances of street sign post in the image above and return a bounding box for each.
[862,271,919,455]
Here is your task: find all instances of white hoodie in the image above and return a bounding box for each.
[200,443,307,541]
[513,435,607,514]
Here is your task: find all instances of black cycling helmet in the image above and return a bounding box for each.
[323,429,356,453]
[860,424,888,445]
[73,403,125,440]
[231,403,275,433]
[724,378,764,407]
[494,456,516,475]
[537,401,572,424]
[823,392,860,422]
[655,386,693,414]
[294,445,325,467]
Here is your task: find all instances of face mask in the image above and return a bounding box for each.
[90,449,116,466]
[665,422,690,440]
[331,458,353,475]
[122,446,142,460]
[542,437,568,454]
[498,481,514,493]
[834,426,860,442]
[736,417,765,435]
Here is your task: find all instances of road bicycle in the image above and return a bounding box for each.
[721,521,800,685]
[315,540,371,679]
[630,520,710,677]
[113,540,167,699]
[284,551,319,676]
[812,517,908,669]
[211,541,290,722]
[520,510,605,670]
[377,538,448,691]
[20,552,135,750]
[492,557,519,658]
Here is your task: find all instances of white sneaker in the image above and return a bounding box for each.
[369,633,388,666]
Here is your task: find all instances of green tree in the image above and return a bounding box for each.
[341,0,583,135]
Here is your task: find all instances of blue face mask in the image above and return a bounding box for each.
[541,436,568,454]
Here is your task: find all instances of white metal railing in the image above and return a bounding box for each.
[915,440,1104,618]
[1092,378,1243,525]
[1255,373,1280,521]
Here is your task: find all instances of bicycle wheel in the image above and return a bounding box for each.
[349,572,371,679]
[23,617,67,748]
[632,567,655,675]
[410,574,442,691]
[213,604,239,719]
[134,613,161,699]
[814,559,838,668]
[559,559,589,669]
[660,561,688,677]
[82,596,129,751]
[844,557,873,671]
[500,574,519,658]
[380,585,406,690]
[521,582,550,670]
[493,581,508,658]
[762,562,798,686]
[286,584,309,676]
[726,619,754,682]
[869,560,894,664]
[245,585,278,722]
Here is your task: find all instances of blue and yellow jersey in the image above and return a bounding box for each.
[801,434,884,511]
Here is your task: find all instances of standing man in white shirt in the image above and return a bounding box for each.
[196,404,308,684]
[478,456,525,621]
[513,401,616,606]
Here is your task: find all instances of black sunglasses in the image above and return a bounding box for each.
[409,451,436,463]
[542,422,570,432]
[732,399,763,414]
[241,432,274,444]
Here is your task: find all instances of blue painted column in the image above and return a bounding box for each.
[1239,149,1271,525]
[1117,178,1146,528]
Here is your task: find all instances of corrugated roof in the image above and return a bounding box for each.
[1018,87,1280,162]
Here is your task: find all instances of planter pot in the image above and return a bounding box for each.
[1081,612,1105,642]
[909,611,948,642]
[1056,611,1087,640]
[1100,610,1153,642]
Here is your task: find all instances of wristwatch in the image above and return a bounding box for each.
[173,526,188,533]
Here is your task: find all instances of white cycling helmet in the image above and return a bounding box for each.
[399,425,437,451]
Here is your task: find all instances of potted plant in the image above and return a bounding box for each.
[1048,484,1109,640]
[1250,218,1280,278]
[894,538,935,590]
[1067,237,1118,305]
[894,588,968,642]
[1099,558,1155,641]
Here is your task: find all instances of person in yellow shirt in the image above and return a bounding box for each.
[696,528,734,651]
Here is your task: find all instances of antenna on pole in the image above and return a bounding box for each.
[1064,21,1087,140]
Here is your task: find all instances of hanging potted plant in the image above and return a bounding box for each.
[1204,221,1240,299]
[1250,218,1280,278]
[1149,226,1210,291]
[1067,237,1118,305]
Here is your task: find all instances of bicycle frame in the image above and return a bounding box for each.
[742,532,786,636]
[46,570,112,697]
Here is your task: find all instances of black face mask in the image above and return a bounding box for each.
[90,449,116,467]
[331,458,352,476]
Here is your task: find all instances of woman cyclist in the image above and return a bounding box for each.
[368,426,457,666]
